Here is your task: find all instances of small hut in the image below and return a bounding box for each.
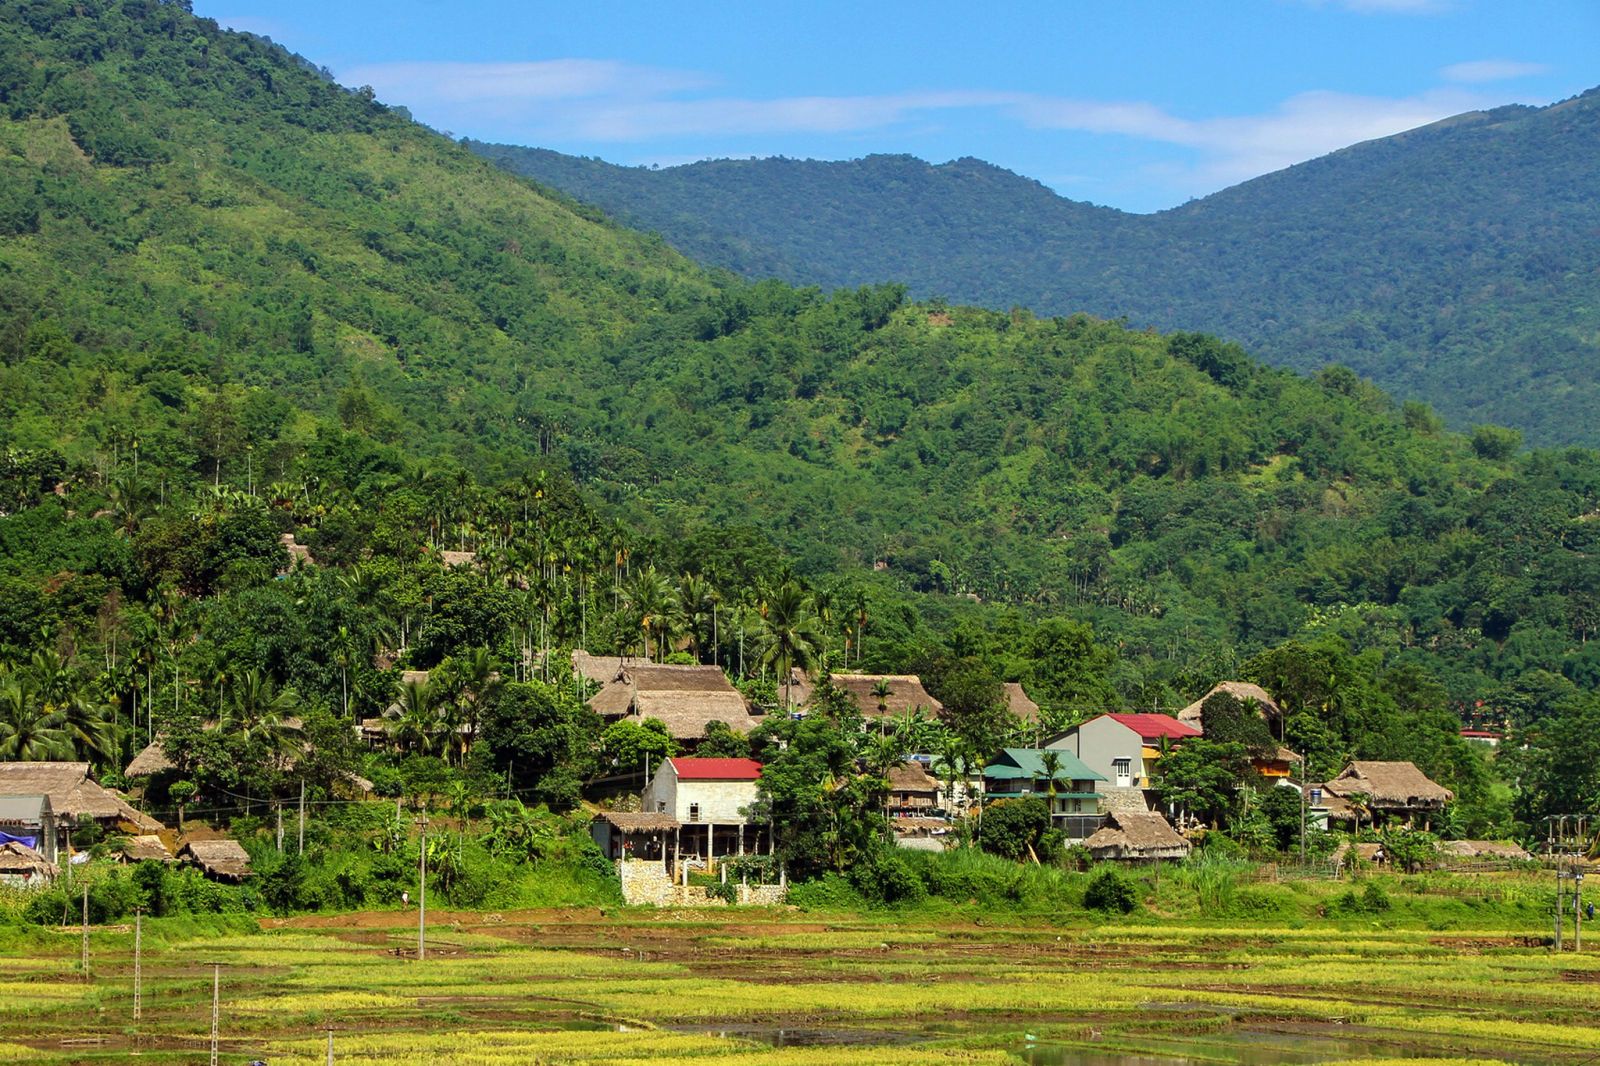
[0,841,58,887]
[1176,681,1283,731]
[120,835,175,864]
[1324,761,1453,828]
[1004,683,1041,727]
[886,761,942,816]
[179,839,252,882]
[1440,840,1532,863]
[125,739,175,778]
[590,811,678,862]
[1085,810,1192,863]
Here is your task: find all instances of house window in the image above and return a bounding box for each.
[656,801,667,813]
[688,803,701,823]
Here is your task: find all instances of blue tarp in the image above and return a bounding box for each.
[0,831,39,849]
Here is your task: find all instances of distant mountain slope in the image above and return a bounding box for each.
[8,1,1600,707]
[472,92,1600,446]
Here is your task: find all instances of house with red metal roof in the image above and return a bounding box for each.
[1045,713,1201,810]
[627,757,768,864]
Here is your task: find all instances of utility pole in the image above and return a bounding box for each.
[133,908,142,1022]
[416,809,429,961]
[1577,868,1585,953]
[209,963,220,1066]
[297,779,306,856]
[326,1026,335,1065]
[80,883,89,976]
[1299,751,1307,864]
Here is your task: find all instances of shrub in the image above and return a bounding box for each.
[1084,867,1138,913]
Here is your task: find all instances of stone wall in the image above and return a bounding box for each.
[617,858,787,907]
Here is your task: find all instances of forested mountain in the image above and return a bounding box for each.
[472,92,1600,447]
[3,0,1600,764]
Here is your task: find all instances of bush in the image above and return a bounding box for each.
[1084,867,1138,913]
[848,845,927,907]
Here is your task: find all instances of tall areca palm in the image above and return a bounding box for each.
[623,567,678,661]
[756,581,823,712]
[677,573,716,663]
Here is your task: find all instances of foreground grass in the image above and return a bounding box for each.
[0,874,1593,1065]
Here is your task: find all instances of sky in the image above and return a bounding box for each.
[209,1,1597,213]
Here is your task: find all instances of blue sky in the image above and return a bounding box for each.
[210,1,1597,213]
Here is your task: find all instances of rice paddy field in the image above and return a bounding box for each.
[0,887,1594,1066]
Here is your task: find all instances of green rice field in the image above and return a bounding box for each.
[0,887,1593,1065]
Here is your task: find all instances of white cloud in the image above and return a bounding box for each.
[341,59,712,107]
[348,56,1511,203]
[1441,59,1551,83]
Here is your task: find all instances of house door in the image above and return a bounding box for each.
[1113,758,1132,788]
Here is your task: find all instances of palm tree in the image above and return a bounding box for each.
[870,679,893,717]
[389,680,442,757]
[850,589,869,665]
[677,573,716,662]
[623,567,678,661]
[756,581,823,712]
[864,727,907,835]
[224,670,303,772]
[0,673,71,760]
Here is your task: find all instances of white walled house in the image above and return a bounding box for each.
[637,757,767,860]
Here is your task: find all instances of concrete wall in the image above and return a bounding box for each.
[1049,716,1141,789]
[642,763,759,823]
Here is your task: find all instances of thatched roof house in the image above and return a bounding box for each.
[1441,839,1532,862]
[588,664,757,741]
[1004,683,1040,725]
[1176,681,1282,728]
[1085,809,1191,863]
[1325,761,1453,816]
[827,674,943,718]
[571,650,649,686]
[0,841,58,885]
[438,549,477,569]
[0,762,162,833]
[126,739,175,778]
[179,839,252,881]
[120,835,175,863]
[279,532,314,568]
[887,761,942,814]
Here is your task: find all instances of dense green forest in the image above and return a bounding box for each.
[474,92,1600,448]
[2,0,1600,861]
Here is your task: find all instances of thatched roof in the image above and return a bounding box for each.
[1177,681,1282,727]
[279,533,314,567]
[0,841,57,878]
[887,761,941,794]
[121,835,174,863]
[439,549,477,568]
[572,650,648,685]
[1326,761,1453,810]
[828,674,943,717]
[1441,839,1532,862]
[1004,683,1040,724]
[1085,810,1191,860]
[0,762,162,831]
[179,839,252,880]
[589,664,756,739]
[596,811,680,833]
[126,739,175,778]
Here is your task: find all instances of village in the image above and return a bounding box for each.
[0,645,1530,913]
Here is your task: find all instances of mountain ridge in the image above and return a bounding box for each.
[471,86,1600,446]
